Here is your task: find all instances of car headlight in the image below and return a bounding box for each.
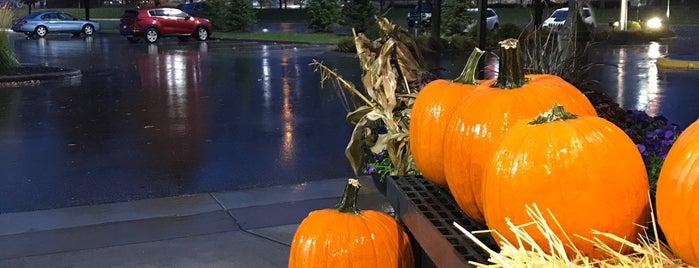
[646,17,663,30]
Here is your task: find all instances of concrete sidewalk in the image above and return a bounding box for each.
[0,176,391,267]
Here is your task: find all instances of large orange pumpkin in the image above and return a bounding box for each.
[288,178,414,268]
[656,118,699,266]
[410,48,485,187]
[482,104,649,258]
[443,39,598,224]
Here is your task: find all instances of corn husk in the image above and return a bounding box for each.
[455,203,689,267]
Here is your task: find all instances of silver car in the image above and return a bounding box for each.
[11,10,101,38]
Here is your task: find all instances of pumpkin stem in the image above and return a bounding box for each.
[529,103,579,125]
[452,47,485,85]
[492,38,527,89]
[332,178,362,214]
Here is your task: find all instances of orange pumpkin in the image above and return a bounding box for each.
[410,48,485,187]
[656,118,699,266]
[482,104,649,258]
[288,178,414,268]
[443,39,598,224]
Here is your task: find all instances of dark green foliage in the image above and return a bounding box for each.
[447,34,476,51]
[440,0,475,36]
[0,9,19,72]
[0,45,20,72]
[336,36,356,52]
[496,23,523,40]
[228,0,257,31]
[341,0,378,33]
[307,0,342,33]
[201,0,257,32]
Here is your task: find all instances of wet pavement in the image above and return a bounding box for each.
[1,25,698,214]
[587,25,699,129]
[1,33,361,213]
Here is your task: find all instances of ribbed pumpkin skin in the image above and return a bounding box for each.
[288,209,414,268]
[410,79,479,187]
[443,75,598,224]
[482,114,649,258]
[657,119,699,266]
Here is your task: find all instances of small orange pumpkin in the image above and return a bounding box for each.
[443,39,598,224]
[656,118,699,266]
[482,104,649,258]
[288,178,414,268]
[410,48,485,187]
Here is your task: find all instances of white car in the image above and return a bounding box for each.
[468,8,500,30]
[542,7,596,29]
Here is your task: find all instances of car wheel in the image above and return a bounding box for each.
[195,26,208,41]
[35,25,47,37]
[82,24,95,36]
[144,27,159,43]
[127,36,140,43]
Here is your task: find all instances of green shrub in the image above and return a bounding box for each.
[336,36,356,52]
[440,0,475,36]
[446,34,475,51]
[201,0,256,32]
[496,23,523,40]
[307,0,342,32]
[201,0,230,31]
[414,33,447,51]
[228,0,257,31]
[341,0,378,33]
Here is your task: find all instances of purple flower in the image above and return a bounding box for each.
[366,163,375,174]
[373,151,385,161]
[636,144,646,154]
[664,129,675,139]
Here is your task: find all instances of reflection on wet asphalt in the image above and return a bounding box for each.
[0,25,697,213]
[587,25,699,129]
[0,34,361,213]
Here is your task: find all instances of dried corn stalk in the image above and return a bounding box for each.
[311,17,435,176]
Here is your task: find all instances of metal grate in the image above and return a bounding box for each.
[386,175,499,267]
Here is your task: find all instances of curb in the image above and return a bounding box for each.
[0,67,82,82]
[656,57,699,69]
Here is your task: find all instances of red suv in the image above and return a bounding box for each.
[120,7,212,43]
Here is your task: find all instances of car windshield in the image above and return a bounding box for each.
[551,10,568,19]
[411,3,431,13]
[486,9,496,17]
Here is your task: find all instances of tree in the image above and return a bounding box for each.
[307,0,341,32]
[441,0,475,36]
[20,0,39,15]
[228,0,256,31]
[342,0,378,33]
[201,0,257,32]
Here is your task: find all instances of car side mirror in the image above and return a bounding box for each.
[185,16,191,20]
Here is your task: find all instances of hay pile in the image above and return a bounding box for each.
[456,204,689,267]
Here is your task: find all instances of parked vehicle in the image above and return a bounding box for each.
[408,4,499,30]
[468,8,500,30]
[176,2,203,16]
[407,2,432,27]
[542,7,596,29]
[119,7,212,44]
[11,10,100,38]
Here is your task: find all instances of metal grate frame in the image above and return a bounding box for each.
[386,175,499,267]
